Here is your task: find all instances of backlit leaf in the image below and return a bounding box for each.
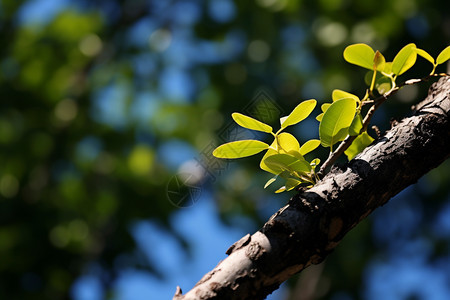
[232,113,272,133]
[343,43,375,70]
[275,186,286,193]
[436,45,450,65]
[263,153,311,175]
[373,50,386,71]
[264,176,277,189]
[213,140,269,158]
[280,99,316,129]
[276,132,300,153]
[416,48,435,64]
[260,142,278,174]
[332,89,360,103]
[344,132,374,160]
[316,113,324,122]
[392,43,417,75]
[348,112,363,136]
[319,98,357,148]
[299,139,321,156]
[286,178,302,191]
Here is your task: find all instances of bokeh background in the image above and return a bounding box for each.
[1,0,450,299]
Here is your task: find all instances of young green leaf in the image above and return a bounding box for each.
[382,62,393,75]
[316,113,324,122]
[260,142,278,174]
[275,186,286,193]
[299,139,321,156]
[343,43,375,70]
[375,75,393,94]
[264,176,277,189]
[344,132,374,160]
[310,158,320,168]
[332,90,359,103]
[280,99,317,130]
[263,153,311,175]
[319,98,357,148]
[276,132,300,153]
[436,45,450,65]
[416,48,435,64]
[285,178,302,191]
[392,43,417,75]
[373,50,386,71]
[232,113,272,133]
[213,140,269,159]
[348,112,363,136]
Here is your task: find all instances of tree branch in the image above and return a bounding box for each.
[174,77,450,300]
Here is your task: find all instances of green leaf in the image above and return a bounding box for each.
[416,48,435,64]
[232,113,272,133]
[392,43,417,75]
[375,75,393,94]
[263,153,311,175]
[344,132,374,160]
[436,45,450,65]
[321,103,331,111]
[276,132,300,153]
[280,99,317,129]
[382,62,393,75]
[332,90,359,103]
[260,143,278,174]
[213,140,269,159]
[285,178,302,191]
[316,113,324,122]
[275,186,286,193]
[373,50,386,71]
[299,139,321,156]
[343,43,375,70]
[310,158,320,169]
[319,98,357,148]
[348,112,363,136]
[264,176,277,189]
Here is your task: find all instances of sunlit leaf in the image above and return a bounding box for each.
[280,99,317,129]
[286,178,302,191]
[232,113,272,133]
[316,113,324,122]
[436,45,450,65]
[375,75,393,94]
[275,186,286,193]
[260,142,278,174]
[264,176,277,189]
[321,103,331,111]
[344,132,374,160]
[299,139,321,156]
[348,112,363,136]
[373,50,386,72]
[343,43,375,70]
[332,90,359,103]
[416,48,435,64]
[392,43,417,75]
[319,98,357,148]
[382,62,393,75]
[213,140,269,158]
[263,153,311,175]
[310,158,320,169]
[276,132,300,153]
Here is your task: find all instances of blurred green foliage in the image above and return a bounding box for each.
[0,0,449,299]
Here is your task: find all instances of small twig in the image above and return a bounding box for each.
[317,73,449,176]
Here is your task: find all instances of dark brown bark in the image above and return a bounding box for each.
[174,77,450,300]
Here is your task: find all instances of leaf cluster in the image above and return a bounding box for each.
[213,43,450,193]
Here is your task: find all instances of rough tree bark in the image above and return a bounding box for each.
[174,77,450,300]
